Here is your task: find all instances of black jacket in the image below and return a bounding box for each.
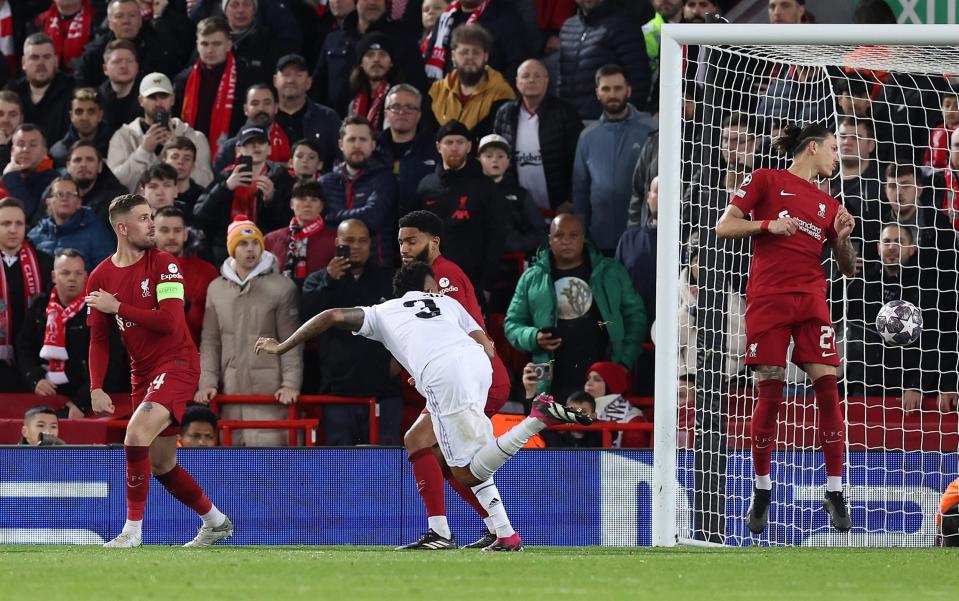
[300,262,398,397]
[97,80,142,139]
[7,71,75,143]
[16,291,130,412]
[310,12,428,116]
[497,178,545,255]
[50,124,113,168]
[558,2,650,119]
[376,128,441,218]
[81,167,128,232]
[414,159,505,292]
[493,95,583,208]
[75,18,194,88]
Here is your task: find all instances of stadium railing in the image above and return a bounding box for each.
[218,419,321,446]
[546,422,655,448]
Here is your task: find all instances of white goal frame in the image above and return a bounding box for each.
[652,23,959,547]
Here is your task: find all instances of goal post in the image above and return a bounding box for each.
[654,24,959,548]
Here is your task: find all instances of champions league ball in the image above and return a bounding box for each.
[875,300,923,345]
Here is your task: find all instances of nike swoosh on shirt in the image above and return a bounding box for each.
[780,190,797,196]
[822,352,836,357]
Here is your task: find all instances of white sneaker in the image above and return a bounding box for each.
[183,516,233,547]
[103,531,142,548]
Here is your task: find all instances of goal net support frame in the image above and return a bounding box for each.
[653,24,959,548]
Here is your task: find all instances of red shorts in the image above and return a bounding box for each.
[744,292,840,368]
[131,357,200,437]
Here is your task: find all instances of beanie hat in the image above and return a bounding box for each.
[587,361,629,395]
[356,31,395,61]
[435,119,470,142]
[226,214,264,257]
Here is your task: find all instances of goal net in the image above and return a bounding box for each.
[654,25,959,547]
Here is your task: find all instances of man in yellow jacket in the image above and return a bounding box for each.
[429,24,514,142]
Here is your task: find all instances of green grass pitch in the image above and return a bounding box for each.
[1,545,956,601]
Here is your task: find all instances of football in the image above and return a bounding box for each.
[875,300,923,345]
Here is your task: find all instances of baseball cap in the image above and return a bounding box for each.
[275,54,308,73]
[236,126,268,146]
[478,134,510,153]
[139,73,174,97]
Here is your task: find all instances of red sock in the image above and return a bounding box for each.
[409,448,445,517]
[813,375,844,477]
[440,463,489,518]
[751,379,785,478]
[155,464,213,516]
[125,445,151,521]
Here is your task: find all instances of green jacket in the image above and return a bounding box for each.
[505,243,647,392]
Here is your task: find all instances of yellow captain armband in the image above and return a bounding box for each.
[156,282,185,301]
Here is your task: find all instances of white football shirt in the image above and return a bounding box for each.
[355,291,484,384]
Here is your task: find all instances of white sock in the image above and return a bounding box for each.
[427,515,451,539]
[755,474,772,490]
[483,516,495,533]
[200,505,226,527]
[826,476,843,492]
[469,417,543,481]
[122,519,142,536]
[470,480,514,539]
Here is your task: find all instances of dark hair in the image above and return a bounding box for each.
[398,210,444,238]
[0,196,27,217]
[852,0,897,24]
[393,261,435,297]
[0,90,22,109]
[291,138,323,157]
[13,123,47,146]
[68,139,101,162]
[339,114,373,139]
[835,77,870,99]
[72,87,101,108]
[291,180,325,202]
[594,64,626,87]
[138,162,178,188]
[24,405,57,422]
[245,83,277,103]
[566,390,596,411]
[771,122,831,157]
[163,136,197,156]
[153,206,186,222]
[197,16,230,37]
[54,247,84,261]
[450,23,491,53]
[103,38,137,61]
[43,175,79,201]
[108,193,149,224]
[884,162,917,182]
[350,63,402,97]
[880,222,914,244]
[181,404,218,432]
[838,115,874,138]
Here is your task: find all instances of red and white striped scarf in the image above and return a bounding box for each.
[0,243,43,364]
[424,0,488,80]
[350,80,389,131]
[39,288,85,385]
[39,0,92,70]
[0,1,15,80]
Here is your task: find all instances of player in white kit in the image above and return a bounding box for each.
[254,261,592,550]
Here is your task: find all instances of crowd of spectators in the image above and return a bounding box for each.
[1,0,957,450]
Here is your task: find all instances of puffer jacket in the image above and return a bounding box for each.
[504,241,646,393]
[429,66,515,140]
[320,158,397,264]
[199,251,302,396]
[558,1,650,119]
[27,206,114,270]
[493,94,583,208]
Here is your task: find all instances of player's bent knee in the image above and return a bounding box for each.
[403,419,435,452]
[151,459,176,476]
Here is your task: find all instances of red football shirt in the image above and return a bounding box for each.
[87,249,199,381]
[731,168,840,299]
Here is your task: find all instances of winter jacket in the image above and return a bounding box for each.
[179,254,218,348]
[107,117,214,192]
[193,162,294,264]
[74,18,194,88]
[187,0,303,58]
[626,130,657,228]
[493,94,583,208]
[27,207,114,270]
[615,223,656,335]
[422,0,530,83]
[6,71,75,143]
[0,160,58,224]
[300,261,399,397]
[429,67,515,140]
[16,291,130,414]
[572,105,653,251]
[97,80,141,139]
[497,178,546,254]
[264,220,337,290]
[49,123,113,168]
[310,12,428,116]
[504,242,646,389]
[558,2,650,119]
[415,159,506,292]
[320,159,397,264]
[375,128,440,218]
[80,167,128,231]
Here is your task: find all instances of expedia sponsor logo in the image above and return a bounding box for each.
[439,285,460,294]
[160,272,184,281]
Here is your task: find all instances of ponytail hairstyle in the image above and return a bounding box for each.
[772,122,831,158]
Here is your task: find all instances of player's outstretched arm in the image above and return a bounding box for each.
[254,308,366,355]
[716,204,799,239]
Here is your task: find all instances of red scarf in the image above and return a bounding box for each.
[39,288,85,385]
[230,162,268,224]
[285,217,325,281]
[943,169,959,231]
[0,1,15,79]
[350,80,389,131]
[424,0,488,79]
[181,52,237,158]
[270,122,291,163]
[0,243,43,363]
[40,0,92,70]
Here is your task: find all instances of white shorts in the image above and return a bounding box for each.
[420,345,493,467]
